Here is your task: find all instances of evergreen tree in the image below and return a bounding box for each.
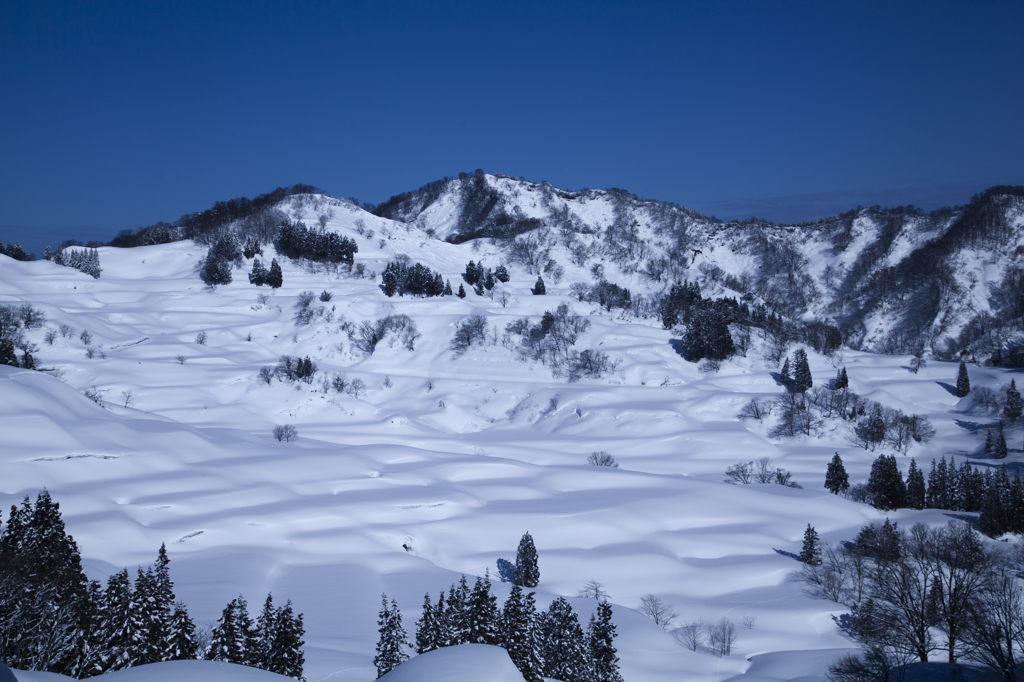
[798,524,821,565]
[495,265,510,283]
[501,585,542,682]
[466,573,500,645]
[994,422,1008,459]
[906,459,925,510]
[251,258,267,286]
[203,249,233,285]
[984,430,994,455]
[1003,378,1022,422]
[587,601,623,682]
[415,593,439,654]
[373,595,408,678]
[533,276,546,295]
[432,592,452,649]
[474,281,484,296]
[465,261,478,285]
[382,268,398,297]
[133,567,161,664]
[485,271,495,290]
[955,361,971,397]
[791,348,813,394]
[824,453,849,495]
[779,358,792,389]
[515,532,540,588]
[210,596,255,665]
[271,600,305,681]
[100,569,142,672]
[267,259,283,288]
[835,366,849,390]
[165,601,198,661]
[541,597,589,682]
[867,454,907,511]
[857,406,887,449]
[443,280,453,296]
[254,594,278,670]
[457,283,466,299]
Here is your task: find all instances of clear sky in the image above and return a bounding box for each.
[2,0,1022,256]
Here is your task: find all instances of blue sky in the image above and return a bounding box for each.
[2,1,1022,256]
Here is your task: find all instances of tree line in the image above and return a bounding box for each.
[0,491,305,679]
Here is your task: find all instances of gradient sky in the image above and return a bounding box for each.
[2,0,1022,256]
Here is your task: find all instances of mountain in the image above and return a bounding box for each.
[1,176,1022,682]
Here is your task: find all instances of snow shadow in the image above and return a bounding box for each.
[935,381,959,396]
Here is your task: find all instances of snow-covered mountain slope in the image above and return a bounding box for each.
[0,192,1021,682]
[375,175,1024,357]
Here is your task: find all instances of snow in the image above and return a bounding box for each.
[0,193,1021,681]
[377,644,525,682]
[13,661,297,681]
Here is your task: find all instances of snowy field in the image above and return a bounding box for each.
[1,201,1019,682]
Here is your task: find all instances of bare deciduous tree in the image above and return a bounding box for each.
[639,594,678,629]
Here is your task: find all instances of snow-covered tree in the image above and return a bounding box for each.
[267,259,283,288]
[533,276,546,295]
[164,601,199,661]
[868,454,906,511]
[466,573,500,646]
[1003,379,1022,422]
[415,593,439,654]
[209,596,255,665]
[798,524,821,566]
[541,597,589,682]
[516,532,540,588]
[824,453,849,495]
[835,366,849,390]
[587,601,622,682]
[501,585,542,682]
[956,361,971,397]
[373,595,409,678]
[791,348,812,394]
[906,459,926,510]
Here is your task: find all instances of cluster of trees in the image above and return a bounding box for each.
[0,303,45,369]
[0,241,33,261]
[464,261,510,289]
[0,491,306,679]
[249,258,283,288]
[833,451,1024,538]
[724,456,800,487]
[208,593,305,679]
[809,520,1024,682]
[350,314,420,355]
[202,234,244,285]
[48,245,102,279]
[570,280,633,313]
[109,185,318,248]
[382,257,450,297]
[499,305,614,381]
[376,579,620,682]
[273,355,318,383]
[276,220,357,268]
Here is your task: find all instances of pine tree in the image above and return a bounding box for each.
[272,600,305,681]
[443,280,453,296]
[373,595,408,678]
[495,264,510,283]
[474,281,484,296]
[267,259,283,288]
[515,532,540,588]
[791,348,813,394]
[465,261,478,285]
[203,250,233,285]
[254,594,278,670]
[1004,379,1023,422]
[541,597,589,682]
[501,585,542,682]
[466,573,500,645]
[415,593,439,654]
[868,454,906,511]
[457,283,466,299]
[100,569,142,672]
[210,596,255,665]
[906,459,925,510]
[994,422,1008,459]
[779,358,792,389]
[432,591,452,649]
[798,524,821,565]
[165,601,198,661]
[133,567,161,664]
[485,271,495,290]
[835,367,849,390]
[955,361,971,397]
[588,601,623,682]
[533,276,546,295]
[824,453,849,495]
[984,430,994,455]
[251,258,267,286]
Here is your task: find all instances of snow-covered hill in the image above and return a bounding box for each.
[0,183,1022,682]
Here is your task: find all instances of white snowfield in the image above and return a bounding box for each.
[13,660,297,681]
[0,192,1016,682]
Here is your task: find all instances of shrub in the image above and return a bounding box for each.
[586,451,618,467]
[273,424,298,442]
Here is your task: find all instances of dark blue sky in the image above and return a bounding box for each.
[2,1,1022,256]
